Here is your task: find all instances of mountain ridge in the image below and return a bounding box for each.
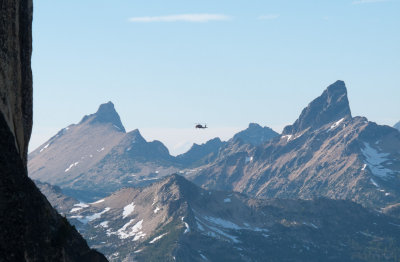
[39,174,400,261]
[188,81,400,213]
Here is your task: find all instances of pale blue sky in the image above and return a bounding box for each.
[31,0,400,155]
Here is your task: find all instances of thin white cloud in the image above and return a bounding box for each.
[258,14,280,20]
[352,0,388,4]
[128,14,231,23]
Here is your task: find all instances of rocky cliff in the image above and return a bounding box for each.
[0,1,107,261]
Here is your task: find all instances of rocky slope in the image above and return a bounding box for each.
[34,180,79,215]
[0,1,107,260]
[188,81,400,213]
[45,175,400,262]
[176,138,225,167]
[394,121,400,132]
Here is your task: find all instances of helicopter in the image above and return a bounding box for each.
[195,123,208,129]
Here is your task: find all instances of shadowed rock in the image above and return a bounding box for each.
[0,1,107,260]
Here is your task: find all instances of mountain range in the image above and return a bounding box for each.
[188,81,400,213]
[36,174,400,262]
[28,103,277,201]
[28,80,400,261]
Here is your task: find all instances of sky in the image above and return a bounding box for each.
[31,0,400,155]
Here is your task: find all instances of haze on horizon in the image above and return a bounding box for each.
[31,0,400,155]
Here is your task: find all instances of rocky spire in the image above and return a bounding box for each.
[283,80,351,134]
[80,101,126,132]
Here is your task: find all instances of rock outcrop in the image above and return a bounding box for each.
[0,1,107,261]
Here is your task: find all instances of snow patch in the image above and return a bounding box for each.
[330,118,345,130]
[107,219,146,240]
[282,135,292,142]
[199,253,208,261]
[202,216,242,230]
[91,199,105,205]
[361,142,394,179]
[361,164,367,171]
[182,217,190,234]
[78,207,110,224]
[149,233,168,244]
[70,215,83,219]
[70,202,89,212]
[70,207,83,213]
[223,198,231,203]
[303,222,318,229]
[370,178,379,188]
[99,221,109,228]
[39,143,50,153]
[245,156,253,163]
[65,162,79,172]
[74,202,89,208]
[122,202,135,218]
[154,206,160,214]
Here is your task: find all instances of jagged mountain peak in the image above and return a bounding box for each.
[126,128,146,143]
[79,101,126,132]
[232,122,279,146]
[283,80,351,135]
[191,137,222,149]
[248,122,262,128]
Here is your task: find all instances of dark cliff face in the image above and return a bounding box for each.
[0,1,107,261]
[0,1,33,165]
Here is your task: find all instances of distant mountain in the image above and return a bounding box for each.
[29,101,279,202]
[232,123,279,146]
[176,138,225,167]
[28,102,179,201]
[43,174,400,261]
[188,81,400,212]
[394,121,400,132]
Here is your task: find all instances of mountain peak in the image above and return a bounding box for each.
[232,123,278,146]
[283,80,351,134]
[126,129,146,143]
[80,101,126,132]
